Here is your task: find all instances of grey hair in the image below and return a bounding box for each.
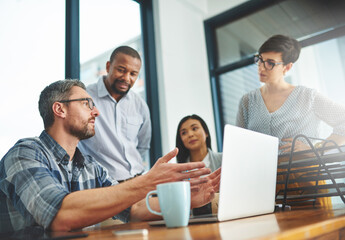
[38,79,86,130]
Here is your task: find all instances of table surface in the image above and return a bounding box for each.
[76,205,345,239]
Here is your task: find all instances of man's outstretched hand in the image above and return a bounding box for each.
[145,148,211,188]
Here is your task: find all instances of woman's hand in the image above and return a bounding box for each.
[280,138,311,153]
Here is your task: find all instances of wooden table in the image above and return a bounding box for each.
[78,205,345,239]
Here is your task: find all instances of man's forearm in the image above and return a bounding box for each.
[50,175,152,231]
[130,198,162,222]
[50,149,210,231]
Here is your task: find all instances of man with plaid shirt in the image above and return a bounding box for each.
[0,79,220,233]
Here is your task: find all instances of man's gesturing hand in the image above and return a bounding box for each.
[145,148,211,187]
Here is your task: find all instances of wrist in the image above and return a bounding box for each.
[136,174,156,193]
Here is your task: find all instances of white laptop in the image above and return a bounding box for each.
[149,124,279,225]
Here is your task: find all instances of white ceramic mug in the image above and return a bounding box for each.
[146,181,191,228]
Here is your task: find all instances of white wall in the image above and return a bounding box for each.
[153,0,247,155]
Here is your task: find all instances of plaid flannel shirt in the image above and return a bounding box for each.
[0,131,130,233]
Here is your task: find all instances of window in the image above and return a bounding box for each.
[205,0,345,150]
[0,0,161,166]
[79,0,145,98]
[0,0,65,157]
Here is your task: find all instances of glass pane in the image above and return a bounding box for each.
[0,0,65,158]
[216,0,345,67]
[80,0,145,98]
[291,36,345,105]
[220,64,260,125]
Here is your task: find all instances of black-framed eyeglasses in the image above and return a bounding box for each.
[59,98,96,110]
[254,54,284,70]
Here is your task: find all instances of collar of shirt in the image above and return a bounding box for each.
[39,130,85,168]
[97,76,132,104]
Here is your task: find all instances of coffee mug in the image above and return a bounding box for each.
[146,181,191,228]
